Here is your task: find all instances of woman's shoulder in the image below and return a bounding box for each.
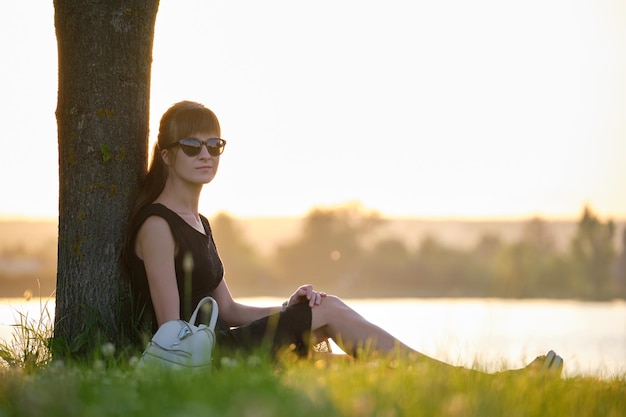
[129,203,184,235]
[139,213,171,231]
[136,203,181,223]
[125,204,178,264]
[134,214,175,254]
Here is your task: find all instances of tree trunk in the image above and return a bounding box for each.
[54,0,159,355]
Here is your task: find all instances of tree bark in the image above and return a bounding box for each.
[54,0,159,355]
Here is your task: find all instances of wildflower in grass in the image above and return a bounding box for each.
[128,356,140,368]
[101,342,115,358]
[220,357,239,368]
[247,355,262,367]
[93,359,105,371]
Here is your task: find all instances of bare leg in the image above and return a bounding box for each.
[310,295,455,370]
[309,296,561,376]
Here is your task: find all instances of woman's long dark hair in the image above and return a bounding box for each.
[123,101,221,264]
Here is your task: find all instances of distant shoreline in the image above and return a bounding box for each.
[1,215,624,253]
[1,216,624,300]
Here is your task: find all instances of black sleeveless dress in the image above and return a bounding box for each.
[126,203,312,357]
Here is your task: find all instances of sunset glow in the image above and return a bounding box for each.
[1,0,624,220]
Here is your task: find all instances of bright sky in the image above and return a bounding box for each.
[1,0,625,220]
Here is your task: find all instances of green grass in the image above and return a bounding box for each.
[0,297,53,372]
[1,300,625,416]
[284,357,626,417]
[0,352,625,417]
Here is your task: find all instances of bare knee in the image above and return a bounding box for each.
[311,295,352,333]
[321,294,349,316]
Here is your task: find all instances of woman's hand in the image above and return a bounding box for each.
[287,284,327,308]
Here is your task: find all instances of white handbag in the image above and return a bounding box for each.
[139,296,219,370]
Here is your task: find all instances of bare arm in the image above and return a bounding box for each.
[211,281,327,327]
[210,280,282,326]
[135,215,180,326]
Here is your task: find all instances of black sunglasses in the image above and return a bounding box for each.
[165,138,227,157]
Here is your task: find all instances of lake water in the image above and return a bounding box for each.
[1,297,624,377]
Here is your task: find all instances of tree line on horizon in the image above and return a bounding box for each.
[0,204,623,301]
[212,204,626,300]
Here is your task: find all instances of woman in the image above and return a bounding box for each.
[124,100,563,374]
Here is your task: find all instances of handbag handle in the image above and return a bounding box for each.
[188,296,219,330]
